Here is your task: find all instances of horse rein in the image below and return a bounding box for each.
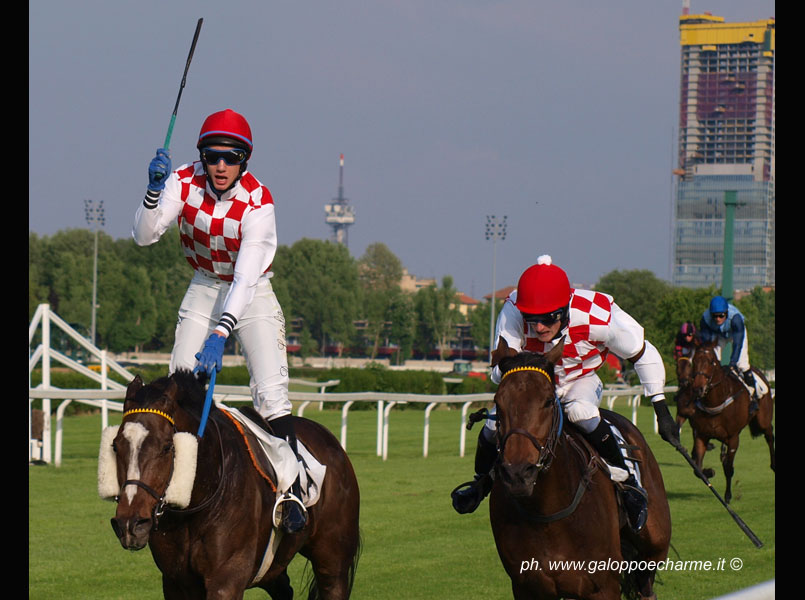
[117,407,227,527]
[497,366,563,473]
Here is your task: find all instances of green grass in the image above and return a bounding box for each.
[29,402,774,599]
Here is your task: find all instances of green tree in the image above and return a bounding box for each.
[114,227,193,350]
[414,276,461,360]
[653,285,718,361]
[595,269,672,332]
[736,287,775,370]
[386,292,416,364]
[357,243,404,359]
[272,239,360,354]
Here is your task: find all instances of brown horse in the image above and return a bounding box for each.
[674,355,695,427]
[689,339,775,504]
[101,371,361,599]
[489,342,671,600]
[675,354,716,453]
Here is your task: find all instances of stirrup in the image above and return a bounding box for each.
[273,491,308,531]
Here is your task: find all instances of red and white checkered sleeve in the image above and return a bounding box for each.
[132,168,185,246]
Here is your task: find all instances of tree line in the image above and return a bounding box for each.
[28,229,774,370]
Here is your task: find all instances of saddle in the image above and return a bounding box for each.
[217,404,327,509]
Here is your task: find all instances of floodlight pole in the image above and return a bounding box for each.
[485,215,507,363]
[84,200,105,347]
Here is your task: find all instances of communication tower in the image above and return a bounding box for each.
[324,154,355,247]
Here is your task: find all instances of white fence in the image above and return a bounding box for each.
[29,383,660,465]
[28,303,674,466]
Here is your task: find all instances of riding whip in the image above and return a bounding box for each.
[153,17,204,182]
[198,368,215,438]
[673,443,763,548]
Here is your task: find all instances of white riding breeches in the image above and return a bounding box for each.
[712,331,751,372]
[482,373,604,440]
[170,272,291,421]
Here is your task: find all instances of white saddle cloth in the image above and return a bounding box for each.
[217,404,327,507]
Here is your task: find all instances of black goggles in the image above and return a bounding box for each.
[523,308,566,326]
[711,312,727,319]
[200,147,249,166]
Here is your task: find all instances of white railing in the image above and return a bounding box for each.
[29,304,137,464]
[29,383,678,465]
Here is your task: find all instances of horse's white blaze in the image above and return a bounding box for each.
[122,422,149,504]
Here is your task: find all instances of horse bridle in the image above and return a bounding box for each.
[116,408,226,528]
[495,365,602,524]
[496,366,564,473]
[692,353,726,397]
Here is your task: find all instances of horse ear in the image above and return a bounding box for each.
[490,337,516,368]
[124,375,144,408]
[544,339,565,366]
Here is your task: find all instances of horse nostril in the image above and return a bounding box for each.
[110,518,124,539]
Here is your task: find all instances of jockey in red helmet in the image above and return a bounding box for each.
[133,109,307,534]
[451,256,679,534]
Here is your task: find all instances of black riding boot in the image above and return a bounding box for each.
[743,370,760,415]
[451,430,497,514]
[585,420,647,533]
[267,415,309,534]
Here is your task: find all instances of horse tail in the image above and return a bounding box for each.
[303,529,363,600]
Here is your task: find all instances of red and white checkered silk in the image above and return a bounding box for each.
[523,289,614,385]
[175,163,273,281]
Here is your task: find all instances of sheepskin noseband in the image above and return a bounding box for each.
[97,425,198,509]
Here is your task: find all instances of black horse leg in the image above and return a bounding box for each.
[262,569,294,600]
[722,435,740,504]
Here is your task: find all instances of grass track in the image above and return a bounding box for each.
[29,401,774,599]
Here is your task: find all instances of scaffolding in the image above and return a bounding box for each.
[672,13,775,289]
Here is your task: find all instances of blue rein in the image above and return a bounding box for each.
[197,369,216,438]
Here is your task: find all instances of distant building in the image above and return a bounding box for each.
[672,8,775,289]
[399,268,436,293]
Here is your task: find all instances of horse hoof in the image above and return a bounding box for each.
[703,468,715,478]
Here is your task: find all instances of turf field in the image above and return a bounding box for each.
[29,401,774,599]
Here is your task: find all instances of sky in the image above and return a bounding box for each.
[29,0,775,299]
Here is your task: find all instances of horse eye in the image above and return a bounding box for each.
[112,441,118,453]
[162,442,174,455]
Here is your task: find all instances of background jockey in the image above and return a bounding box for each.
[698,295,760,415]
[451,255,680,533]
[674,322,697,360]
[132,109,306,534]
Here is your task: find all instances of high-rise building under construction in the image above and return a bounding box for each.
[672,7,774,290]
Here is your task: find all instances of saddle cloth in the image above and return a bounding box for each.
[217,404,326,508]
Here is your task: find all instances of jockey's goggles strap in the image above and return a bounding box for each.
[500,366,552,384]
[123,408,175,426]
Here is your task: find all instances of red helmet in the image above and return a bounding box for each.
[514,255,571,315]
[197,109,253,154]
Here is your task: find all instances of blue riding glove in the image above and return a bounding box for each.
[194,334,226,376]
[147,148,172,191]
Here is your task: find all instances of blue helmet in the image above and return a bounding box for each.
[709,296,729,315]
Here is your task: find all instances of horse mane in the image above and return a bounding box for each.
[131,369,208,418]
[497,351,556,380]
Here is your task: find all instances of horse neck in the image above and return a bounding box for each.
[700,362,740,405]
[520,432,589,514]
